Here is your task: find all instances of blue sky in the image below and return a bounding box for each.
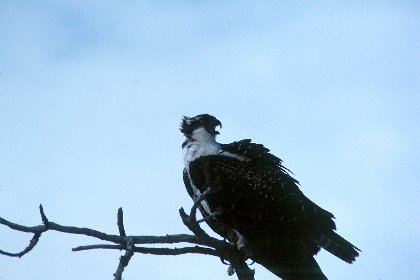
[1,1,419,279]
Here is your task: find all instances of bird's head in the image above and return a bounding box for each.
[180,114,222,148]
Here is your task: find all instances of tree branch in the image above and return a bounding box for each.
[0,232,42,258]
[114,236,134,280]
[0,203,254,280]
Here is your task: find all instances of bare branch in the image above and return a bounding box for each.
[73,244,124,252]
[114,237,134,280]
[131,234,204,245]
[179,207,225,251]
[0,216,46,234]
[73,244,218,257]
[0,204,254,280]
[133,245,219,256]
[0,232,42,258]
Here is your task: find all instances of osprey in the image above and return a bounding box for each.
[181,114,360,280]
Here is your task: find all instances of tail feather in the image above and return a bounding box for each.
[257,254,328,280]
[249,242,328,280]
[311,232,360,263]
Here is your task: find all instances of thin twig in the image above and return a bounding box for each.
[39,204,49,226]
[133,246,219,256]
[1,203,255,280]
[0,232,42,258]
[130,234,204,245]
[117,208,126,237]
[73,244,219,256]
[73,244,124,252]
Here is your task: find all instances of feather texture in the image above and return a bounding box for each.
[186,151,359,279]
[181,115,360,280]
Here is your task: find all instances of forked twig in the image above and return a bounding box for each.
[0,202,254,280]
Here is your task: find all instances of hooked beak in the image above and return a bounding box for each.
[210,122,222,135]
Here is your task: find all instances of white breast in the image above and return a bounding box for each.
[184,142,221,165]
[183,141,221,168]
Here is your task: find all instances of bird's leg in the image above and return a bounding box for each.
[234,231,254,262]
[235,231,247,251]
[190,188,214,221]
[225,232,255,277]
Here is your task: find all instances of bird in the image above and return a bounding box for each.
[181,114,360,280]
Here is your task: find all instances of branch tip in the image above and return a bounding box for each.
[1,204,255,280]
[39,204,49,225]
[117,207,126,237]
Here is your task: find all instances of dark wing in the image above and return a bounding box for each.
[188,155,335,239]
[221,139,293,175]
[188,155,359,278]
[222,141,360,261]
[188,155,331,279]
